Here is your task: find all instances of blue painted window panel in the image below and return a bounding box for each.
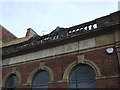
[32,70,50,89]
[5,74,18,88]
[69,64,96,88]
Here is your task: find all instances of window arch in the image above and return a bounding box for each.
[32,70,50,89]
[69,64,96,88]
[5,74,18,89]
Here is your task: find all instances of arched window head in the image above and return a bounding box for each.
[5,74,18,89]
[69,64,96,89]
[32,70,50,89]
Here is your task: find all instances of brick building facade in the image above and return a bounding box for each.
[1,11,120,89]
[0,25,17,43]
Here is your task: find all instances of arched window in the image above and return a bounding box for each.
[69,64,96,88]
[32,70,50,89]
[5,74,18,89]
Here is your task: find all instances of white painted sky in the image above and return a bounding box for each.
[0,0,120,38]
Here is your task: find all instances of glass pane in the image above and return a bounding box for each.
[69,64,96,88]
[32,70,50,89]
[5,74,18,88]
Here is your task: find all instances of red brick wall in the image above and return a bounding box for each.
[96,78,119,88]
[0,25,17,43]
[2,47,119,88]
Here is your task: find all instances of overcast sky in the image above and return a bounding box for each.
[1,0,120,38]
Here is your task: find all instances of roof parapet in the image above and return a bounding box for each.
[2,11,120,58]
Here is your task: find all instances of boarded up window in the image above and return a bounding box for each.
[5,74,18,89]
[32,70,50,89]
[69,64,96,88]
